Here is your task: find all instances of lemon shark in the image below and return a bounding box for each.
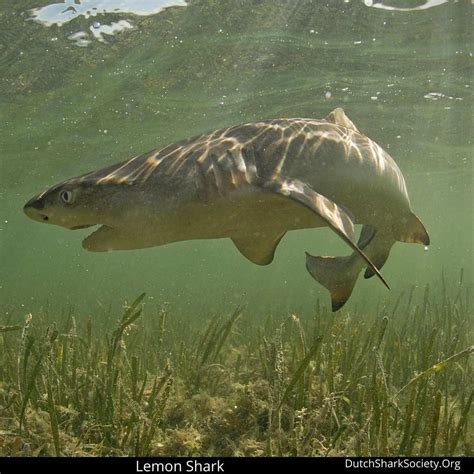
[24,108,429,310]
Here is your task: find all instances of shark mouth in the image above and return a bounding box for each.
[70,224,95,230]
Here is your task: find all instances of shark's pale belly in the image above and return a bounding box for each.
[99,189,325,252]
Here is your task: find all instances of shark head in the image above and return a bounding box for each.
[23,176,133,232]
[23,153,177,252]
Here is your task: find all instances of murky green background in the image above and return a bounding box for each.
[1,0,472,317]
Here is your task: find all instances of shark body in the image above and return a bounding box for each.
[24,108,429,310]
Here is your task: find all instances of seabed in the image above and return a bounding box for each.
[0,274,472,456]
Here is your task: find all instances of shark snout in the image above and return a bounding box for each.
[24,195,44,210]
[24,196,49,222]
[23,194,98,230]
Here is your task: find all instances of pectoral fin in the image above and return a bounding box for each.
[232,231,285,265]
[264,178,389,289]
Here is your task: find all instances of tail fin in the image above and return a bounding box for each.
[305,252,359,312]
[398,212,430,246]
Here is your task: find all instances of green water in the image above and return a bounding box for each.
[1,0,472,316]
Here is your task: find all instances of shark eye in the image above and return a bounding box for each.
[60,190,74,204]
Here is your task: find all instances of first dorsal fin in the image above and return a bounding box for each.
[324,108,360,133]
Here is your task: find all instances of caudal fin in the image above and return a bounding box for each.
[398,212,430,246]
[305,252,359,312]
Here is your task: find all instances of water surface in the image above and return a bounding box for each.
[1,0,472,315]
